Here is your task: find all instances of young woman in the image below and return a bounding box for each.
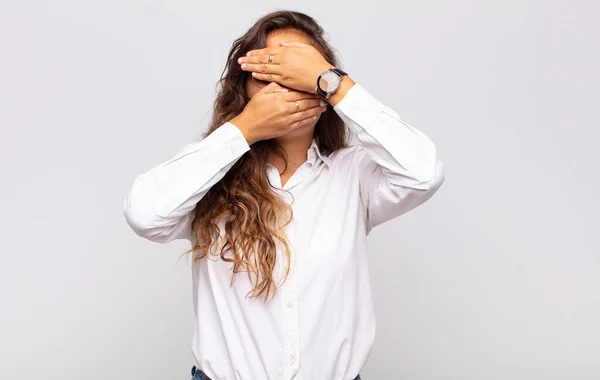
[124,10,444,380]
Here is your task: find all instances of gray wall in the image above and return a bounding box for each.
[1,0,598,379]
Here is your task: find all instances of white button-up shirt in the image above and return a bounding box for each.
[124,84,445,380]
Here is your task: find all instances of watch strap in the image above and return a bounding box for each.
[316,84,329,99]
[331,67,347,77]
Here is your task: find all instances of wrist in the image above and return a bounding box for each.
[230,115,257,145]
[327,76,355,107]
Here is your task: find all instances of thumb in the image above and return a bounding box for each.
[259,82,289,94]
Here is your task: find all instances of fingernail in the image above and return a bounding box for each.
[237,58,243,64]
[320,100,327,107]
[321,106,327,112]
[246,52,252,56]
[251,72,257,77]
[241,64,247,70]
[312,116,318,120]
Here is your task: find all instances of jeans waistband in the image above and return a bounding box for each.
[191,366,212,380]
[191,366,361,380]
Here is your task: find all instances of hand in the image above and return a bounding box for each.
[230,82,326,145]
[238,42,334,93]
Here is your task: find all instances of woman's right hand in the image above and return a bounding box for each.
[230,82,327,145]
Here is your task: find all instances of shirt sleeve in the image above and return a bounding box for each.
[333,84,445,233]
[123,122,250,243]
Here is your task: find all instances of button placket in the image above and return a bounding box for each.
[280,257,300,380]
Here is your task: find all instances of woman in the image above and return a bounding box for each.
[124,10,444,380]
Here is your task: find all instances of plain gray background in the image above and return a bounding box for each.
[1,0,599,379]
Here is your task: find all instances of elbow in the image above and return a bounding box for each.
[404,157,444,193]
[122,174,192,244]
[123,194,156,239]
[123,195,145,233]
[423,158,445,193]
[398,158,445,203]
[123,191,173,244]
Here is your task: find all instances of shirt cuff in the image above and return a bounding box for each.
[333,83,386,135]
[215,121,251,156]
[168,122,250,163]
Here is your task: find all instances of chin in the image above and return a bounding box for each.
[276,122,317,142]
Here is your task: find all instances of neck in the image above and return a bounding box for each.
[269,133,314,174]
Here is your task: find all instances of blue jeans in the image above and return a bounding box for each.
[191,366,361,380]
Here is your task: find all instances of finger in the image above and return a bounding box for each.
[246,47,281,57]
[258,82,288,94]
[281,91,321,102]
[242,63,282,75]
[238,54,278,65]
[251,72,283,83]
[288,104,327,123]
[279,41,311,48]
[286,99,323,114]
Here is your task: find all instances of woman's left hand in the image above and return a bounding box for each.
[239,41,334,93]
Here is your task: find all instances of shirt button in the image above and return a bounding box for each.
[287,300,295,309]
[289,355,295,365]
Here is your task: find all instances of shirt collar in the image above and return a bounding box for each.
[308,139,331,168]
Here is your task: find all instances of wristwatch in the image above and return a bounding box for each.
[316,67,348,101]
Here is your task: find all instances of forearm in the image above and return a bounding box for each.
[123,123,250,242]
[334,83,440,185]
[334,83,445,229]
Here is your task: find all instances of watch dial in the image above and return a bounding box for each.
[319,71,340,92]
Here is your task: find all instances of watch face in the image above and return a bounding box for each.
[318,71,341,93]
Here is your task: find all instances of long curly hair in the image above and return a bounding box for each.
[189,10,348,301]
